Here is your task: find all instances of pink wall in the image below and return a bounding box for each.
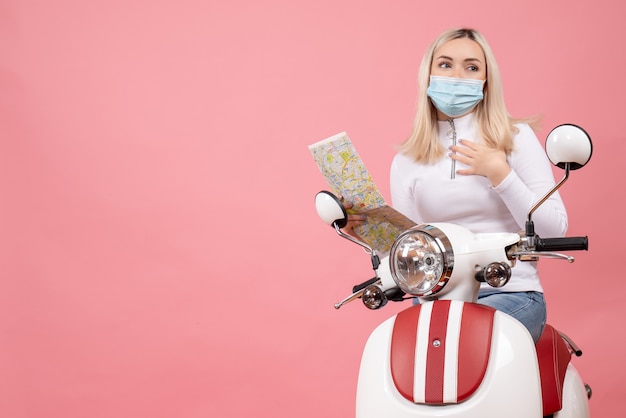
[1,0,623,416]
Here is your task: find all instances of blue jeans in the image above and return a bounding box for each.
[412,291,547,343]
[477,290,546,343]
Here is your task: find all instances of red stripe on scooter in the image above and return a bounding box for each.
[390,304,421,401]
[456,303,495,402]
[424,300,451,403]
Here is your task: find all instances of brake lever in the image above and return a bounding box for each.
[334,279,382,309]
[508,250,575,263]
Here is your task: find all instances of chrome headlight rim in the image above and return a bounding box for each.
[389,224,454,297]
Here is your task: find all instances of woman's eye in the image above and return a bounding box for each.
[467,65,479,72]
[438,62,452,69]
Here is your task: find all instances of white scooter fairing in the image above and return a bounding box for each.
[314,124,593,417]
[357,301,589,417]
[358,303,543,417]
[358,221,590,417]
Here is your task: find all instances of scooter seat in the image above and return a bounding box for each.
[535,324,572,416]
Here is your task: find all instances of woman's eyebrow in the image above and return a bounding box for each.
[434,55,483,64]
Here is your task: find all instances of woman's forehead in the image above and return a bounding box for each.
[434,38,485,61]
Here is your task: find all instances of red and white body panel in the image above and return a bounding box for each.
[356,300,588,417]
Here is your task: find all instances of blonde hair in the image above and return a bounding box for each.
[399,28,533,163]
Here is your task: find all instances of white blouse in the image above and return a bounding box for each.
[390,113,568,293]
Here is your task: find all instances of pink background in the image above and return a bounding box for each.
[1,1,623,416]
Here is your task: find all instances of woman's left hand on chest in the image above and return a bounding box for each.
[450,139,511,186]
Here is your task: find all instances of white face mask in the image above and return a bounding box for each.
[426,76,485,117]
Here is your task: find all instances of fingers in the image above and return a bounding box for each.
[449,150,470,162]
[343,213,367,239]
[449,139,478,156]
[337,196,364,219]
[336,196,366,236]
[449,140,482,175]
[457,139,478,149]
[448,140,510,182]
[345,213,367,230]
[348,213,367,224]
[338,195,355,210]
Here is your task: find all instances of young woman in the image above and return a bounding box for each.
[389,28,567,342]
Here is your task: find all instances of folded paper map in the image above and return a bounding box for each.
[308,132,416,256]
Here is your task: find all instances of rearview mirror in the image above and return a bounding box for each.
[314,191,348,228]
[545,124,593,170]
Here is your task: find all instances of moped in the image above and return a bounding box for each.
[314,124,593,417]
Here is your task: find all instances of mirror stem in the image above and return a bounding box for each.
[527,162,571,236]
[333,222,377,257]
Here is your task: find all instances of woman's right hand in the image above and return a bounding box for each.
[340,198,367,238]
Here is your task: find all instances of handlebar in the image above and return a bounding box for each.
[535,236,588,252]
[352,277,379,293]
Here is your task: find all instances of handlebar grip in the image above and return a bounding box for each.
[535,236,588,252]
[352,277,379,293]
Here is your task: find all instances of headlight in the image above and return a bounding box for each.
[389,224,454,296]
